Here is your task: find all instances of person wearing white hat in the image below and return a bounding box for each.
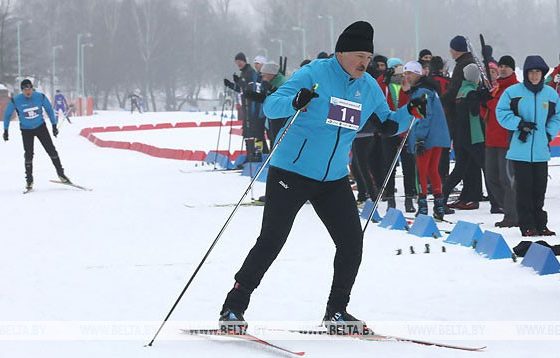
[403,61,450,220]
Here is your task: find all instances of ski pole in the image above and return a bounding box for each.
[362,102,423,234]
[146,84,318,347]
[213,85,228,170]
[226,92,235,164]
[465,37,492,90]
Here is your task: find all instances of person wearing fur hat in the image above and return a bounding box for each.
[497,55,560,236]
[404,61,450,220]
[480,55,519,228]
[219,21,426,335]
[442,63,486,210]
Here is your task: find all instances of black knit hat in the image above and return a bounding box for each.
[20,79,33,90]
[418,49,432,59]
[234,52,246,62]
[335,21,374,53]
[498,55,515,70]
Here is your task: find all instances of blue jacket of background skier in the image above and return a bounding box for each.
[3,91,57,130]
[263,56,413,181]
[54,93,68,112]
[496,56,560,162]
[406,77,451,154]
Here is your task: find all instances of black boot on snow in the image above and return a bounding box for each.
[322,309,369,335]
[219,309,248,334]
[405,196,415,213]
[433,194,446,221]
[416,195,428,217]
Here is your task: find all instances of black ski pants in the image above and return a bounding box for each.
[21,123,64,181]
[513,161,548,231]
[225,166,364,314]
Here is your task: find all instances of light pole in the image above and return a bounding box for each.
[318,15,334,52]
[270,38,284,57]
[16,21,21,81]
[76,33,91,97]
[414,0,420,57]
[292,26,306,61]
[52,45,63,98]
[81,43,93,96]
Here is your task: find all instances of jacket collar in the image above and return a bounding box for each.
[332,56,355,82]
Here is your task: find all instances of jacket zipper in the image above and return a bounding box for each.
[531,94,536,162]
[322,127,342,181]
[292,139,307,163]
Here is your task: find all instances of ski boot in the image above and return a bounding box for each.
[24,179,33,192]
[405,196,415,213]
[322,309,369,335]
[58,173,72,184]
[386,197,396,210]
[433,194,445,221]
[219,309,248,334]
[416,195,428,217]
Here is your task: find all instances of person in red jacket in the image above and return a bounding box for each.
[545,54,560,95]
[481,55,519,227]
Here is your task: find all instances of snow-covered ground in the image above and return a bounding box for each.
[2,110,560,357]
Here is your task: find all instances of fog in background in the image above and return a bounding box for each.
[0,0,558,111]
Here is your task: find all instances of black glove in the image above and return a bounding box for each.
[53,125,59,138]
[243,89,266,103]
[415,140,426,155]
[384,67,395,85]
[224,78,235,90]
[2,129,8,141]
[517,120,536,143]
[292,88,319,110]
[233,74,240,84]
[475,88,492,106]
[407,94,427,118]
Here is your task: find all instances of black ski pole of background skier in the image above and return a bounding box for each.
[227,91,235,164]
[362,101,423,233]
[479,34,492,86]
[146,84,319,348]
[213,85,228,170]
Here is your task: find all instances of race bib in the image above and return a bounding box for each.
[326,97,361,130]
[23,106,40,120]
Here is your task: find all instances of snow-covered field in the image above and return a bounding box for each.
[2,110,560,357]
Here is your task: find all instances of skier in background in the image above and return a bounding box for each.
[129,92,143,114]
[54,89,71,124]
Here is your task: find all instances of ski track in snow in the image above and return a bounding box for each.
[2,110,560,357]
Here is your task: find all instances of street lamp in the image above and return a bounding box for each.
[76,32,91,97]
[292,26,306,61]
[81,43,94,96]
[318,15,334,52]
[52,45,63,97]
[270,38,284,57]
[16,21,21,81]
